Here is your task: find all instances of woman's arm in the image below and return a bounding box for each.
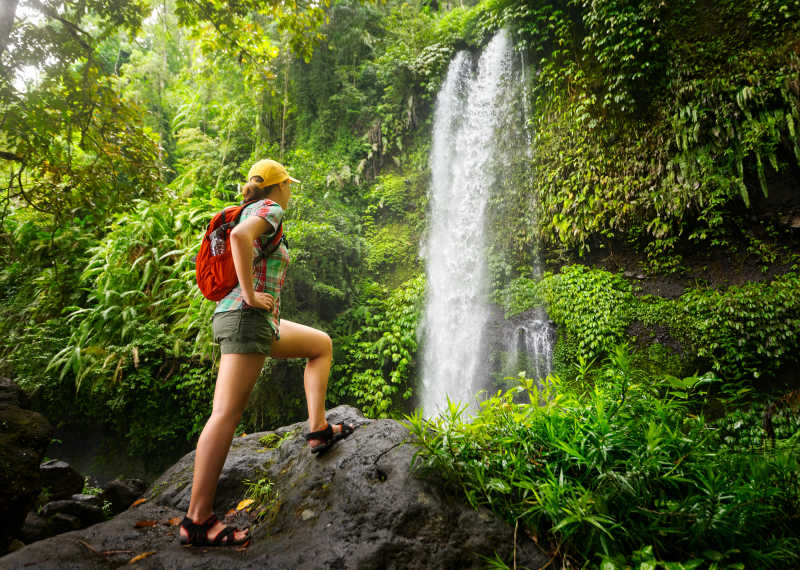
[230,215,275,311]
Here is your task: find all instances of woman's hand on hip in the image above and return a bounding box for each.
[244,291,275,311]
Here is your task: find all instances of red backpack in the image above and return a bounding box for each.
[195,199,285,301]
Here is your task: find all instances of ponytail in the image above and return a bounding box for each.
[242,177,281,202]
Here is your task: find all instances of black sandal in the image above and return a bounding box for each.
[179,514,249,547]
[305,422,355,455]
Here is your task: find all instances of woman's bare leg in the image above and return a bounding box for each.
[269,320,331,430]
[269,320,340,444]
[182,352,265,542]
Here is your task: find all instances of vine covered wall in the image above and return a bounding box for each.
[485,0,800,273]
[501,265,800,383]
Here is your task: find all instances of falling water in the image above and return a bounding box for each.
[420,29,520,416]
[498,308,555,385]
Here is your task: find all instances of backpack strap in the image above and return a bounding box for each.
[231,199,260,225]
[209,199,259,237]
[241,199,287,264]
[253,222,286,264]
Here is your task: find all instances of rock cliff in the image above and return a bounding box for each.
[0,377,53,554]
[1,406,547,569]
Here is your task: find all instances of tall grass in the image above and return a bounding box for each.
[406,346,800,568]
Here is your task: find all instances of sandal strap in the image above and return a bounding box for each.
[305,423,333,442]
[195,513,218,531]
[180,514,218,546]
[211,524,236,546]
[333,422,355,440]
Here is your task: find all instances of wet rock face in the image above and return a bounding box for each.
[0,378,53,555]
[1,406,548,569]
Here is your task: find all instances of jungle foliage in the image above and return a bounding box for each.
[332,274,425,417]
[1,0,450,443]
[1,0,799,564]
[501,265,800,382]
[483,0,800,271]
[407,349,800,568]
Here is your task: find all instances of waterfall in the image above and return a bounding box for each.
[420,29,520,416]
[498,308,555,386]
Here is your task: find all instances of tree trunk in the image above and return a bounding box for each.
[0,0,19,59]
[280,48,289,161]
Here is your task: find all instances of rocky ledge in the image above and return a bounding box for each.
[0,377,53,553]
[0,406,547,569]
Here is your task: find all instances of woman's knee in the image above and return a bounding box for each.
[320,332,333,358]
[207,406,243,430]
[308,330,332,360]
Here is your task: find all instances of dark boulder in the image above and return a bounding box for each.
[0,406,548,569]
[0,377,28,407]
[101,478,146,514]
[71,493,103,508]
[16,498,106,545]
[47,513,83,536]
[40,499,104,526]
[0,379,53,554]
[18,512,49,544]
[39,459,84,500]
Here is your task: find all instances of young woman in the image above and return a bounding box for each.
[179,159,355,547]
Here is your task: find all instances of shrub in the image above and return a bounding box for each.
[500,265,800,382]
[332,274,425,417]
[406,347,800,568]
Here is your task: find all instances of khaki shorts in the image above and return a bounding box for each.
[213,309,275,355]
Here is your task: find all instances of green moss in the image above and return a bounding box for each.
[258,430,296,449]
[148,480,169,499]
[483,0,800,265]
[501,265,800,383]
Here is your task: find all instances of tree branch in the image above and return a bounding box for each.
[0,150,23,162]
[26,0,94,55]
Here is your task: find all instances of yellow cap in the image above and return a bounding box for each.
[246,159,301,189]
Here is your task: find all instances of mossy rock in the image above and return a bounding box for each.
[0,401,53,553]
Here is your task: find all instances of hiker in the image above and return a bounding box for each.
[179,159,355,547]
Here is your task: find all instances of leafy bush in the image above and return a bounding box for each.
[359,172,424,284]
[47,196,213,389]
[332,274,425,417]
[502,265,634,367]
[0,209,97,415]
[406,348,800,568]
[716,396,800,452]
[83,322,215,456]
[281,217,364,322]
[675,271,800,379]
[482,0,800,265]
[0,213,95,324]
[501,265,800,383]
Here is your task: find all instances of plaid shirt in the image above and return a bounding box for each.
[214,200,290,338]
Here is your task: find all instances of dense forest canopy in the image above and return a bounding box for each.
[1,0,800,566]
